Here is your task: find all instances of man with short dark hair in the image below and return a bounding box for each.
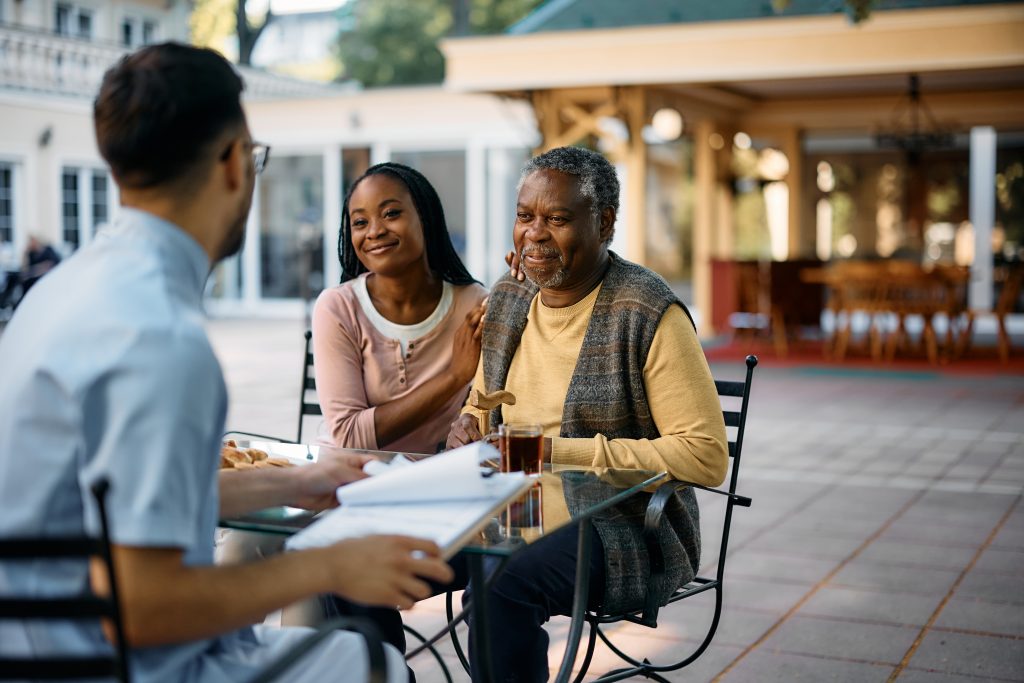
[0,43,451,682]
[447,146,728,681]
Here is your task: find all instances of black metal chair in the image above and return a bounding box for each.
[227,330,322,444]
[0,479,131,681]
[0,478,390,683]
[564,354,758,682]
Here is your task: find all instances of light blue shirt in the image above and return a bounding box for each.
[0,208,243,681]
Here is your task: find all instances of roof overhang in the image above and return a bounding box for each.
[441,5,1024,97]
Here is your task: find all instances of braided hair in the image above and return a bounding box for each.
[337,162,477,285]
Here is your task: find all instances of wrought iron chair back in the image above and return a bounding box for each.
[0,479,132,682]
[571,354,758,682]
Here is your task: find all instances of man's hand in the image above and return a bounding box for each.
[288,452,372,511]
[219,452,372,518]
[446,413,483,450]
[324,536,454,609]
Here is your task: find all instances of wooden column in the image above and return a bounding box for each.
[693,119,716,337]
[620,86,647,264]
[781,126,803,260]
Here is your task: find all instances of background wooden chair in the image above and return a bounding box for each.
[563,355,758,683]
[957,263,1023,364]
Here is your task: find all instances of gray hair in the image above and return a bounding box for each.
[517,146,620,217]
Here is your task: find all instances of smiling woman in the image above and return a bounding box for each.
[311,162,488,454]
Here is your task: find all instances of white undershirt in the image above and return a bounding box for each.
[354,275,453,355]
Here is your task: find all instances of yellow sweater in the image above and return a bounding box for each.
[465,285,728,486]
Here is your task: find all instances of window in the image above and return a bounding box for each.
[0,164,13,246]
[61,169,80,250]
[55,4,93,39]
[91,171,108,231]
[61,167,110,253]
[76,9,92,39]
[121,19,133,47]
[142,21,157,45]
[55,4,71,35]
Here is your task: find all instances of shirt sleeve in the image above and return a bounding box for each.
[80,330,226,549]
[551,304,729,486]
[311,292,379,450]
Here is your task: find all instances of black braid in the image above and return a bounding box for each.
[337,162,478,285]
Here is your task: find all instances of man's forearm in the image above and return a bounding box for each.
[95,545,333,648]
[218,468,301,518]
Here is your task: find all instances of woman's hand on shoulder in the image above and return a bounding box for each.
[449,298,487,385]
[505,250,525,282]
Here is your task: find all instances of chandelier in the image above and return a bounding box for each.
[874,74,958,162]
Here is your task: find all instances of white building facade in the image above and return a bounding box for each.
[0,2,538,315]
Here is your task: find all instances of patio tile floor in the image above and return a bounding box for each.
[204,318,1024,682]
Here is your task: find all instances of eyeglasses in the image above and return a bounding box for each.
[251,141,270,175]
[219,138,271,175]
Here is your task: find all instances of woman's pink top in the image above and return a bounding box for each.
[311,276,487,454]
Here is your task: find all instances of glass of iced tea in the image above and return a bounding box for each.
[497,423,543,475]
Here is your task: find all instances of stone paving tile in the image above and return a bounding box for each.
[880,521,992,548]
[907,631,1024,681]
[856,539,979,571]
[954,569,1024,603]
[973,548,1024,575]
[896,668,1017,683]
[933,595,1024,637]
[757,613,919,664]
[719,576,812,614]
[724,650,895,682]
[990,515,1024,550]
[797,585,944,627]
[724,549,839,584]
[743,529,866,561]
[830,561,962,595]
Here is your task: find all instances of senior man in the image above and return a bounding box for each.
[0,43,452,682]
[447,146,728,681]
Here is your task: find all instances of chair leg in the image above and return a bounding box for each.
[956,312,975,358]
[997,314,1011,364]
[771,308,788,358]
[924,318,938,365]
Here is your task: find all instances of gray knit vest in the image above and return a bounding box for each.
[482,252,701,613]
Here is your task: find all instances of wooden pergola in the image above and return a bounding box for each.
[441,3,1024,334]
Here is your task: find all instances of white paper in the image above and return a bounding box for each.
[337,441,499,506]
[285,441,530,558]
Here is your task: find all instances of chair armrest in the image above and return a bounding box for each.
[247,616,387,683]
[638,480,751,623]
[223,431,296,444]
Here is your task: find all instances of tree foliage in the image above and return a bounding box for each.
[190,0,272,65]
[335,0,544,87]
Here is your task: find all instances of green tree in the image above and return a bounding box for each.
[335,0,544,87]
[190,0,272,65]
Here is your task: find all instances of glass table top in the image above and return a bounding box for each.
[221,441,667,557]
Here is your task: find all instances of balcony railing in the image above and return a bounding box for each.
[0,23,350,101]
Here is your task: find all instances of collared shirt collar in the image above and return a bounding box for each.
[111,207,211,302]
